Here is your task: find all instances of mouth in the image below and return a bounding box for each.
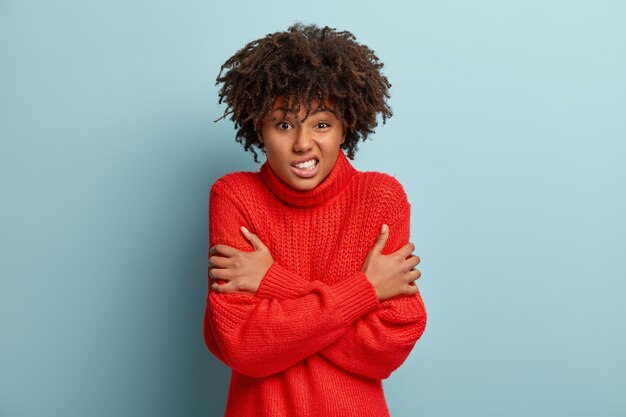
[290,157,320,178]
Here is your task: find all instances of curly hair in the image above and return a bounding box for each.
[214,22,393,163]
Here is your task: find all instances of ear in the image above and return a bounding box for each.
[341,122,347,144]
[257,130,264,144]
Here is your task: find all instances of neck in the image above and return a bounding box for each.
[260,150,358,207]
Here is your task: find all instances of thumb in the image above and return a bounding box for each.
[240,226,264,250]
[372,224,389,254]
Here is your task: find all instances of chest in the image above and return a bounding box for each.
[249,199,380,283]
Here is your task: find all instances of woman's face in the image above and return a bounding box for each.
[258,95,346,191]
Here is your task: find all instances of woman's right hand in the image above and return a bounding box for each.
[361,224,422,301]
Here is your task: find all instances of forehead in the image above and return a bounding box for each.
[270,95,337,114]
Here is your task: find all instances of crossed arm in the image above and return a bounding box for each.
[253,208,427,380]
[204,181,427,380]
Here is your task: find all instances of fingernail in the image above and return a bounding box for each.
[241,226,248,233]
[381,224,387,234]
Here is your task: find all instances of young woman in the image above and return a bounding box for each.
[204,22,427,417]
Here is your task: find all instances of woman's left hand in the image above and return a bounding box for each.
[208,226,274,294]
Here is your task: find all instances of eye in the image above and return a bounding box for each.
[275,121,292,130]
[317,122,331,129]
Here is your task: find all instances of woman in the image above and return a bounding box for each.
[205,22,427,417]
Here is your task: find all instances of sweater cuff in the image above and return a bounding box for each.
[330,271,381,326]
[257,261,312,299]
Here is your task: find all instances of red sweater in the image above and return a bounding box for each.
[204,150,427,417]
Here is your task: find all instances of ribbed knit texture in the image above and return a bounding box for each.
[204,150,427,417]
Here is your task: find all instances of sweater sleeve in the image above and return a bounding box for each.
[318,207,427,380]
[255,191,428,380]
[203,180,381,378]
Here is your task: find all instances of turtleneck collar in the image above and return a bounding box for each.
[260,150,358,207]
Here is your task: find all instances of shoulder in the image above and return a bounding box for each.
[356,171,411,223]
[209,170,267,210]
[359,171,409,204]
[210,170,261,195]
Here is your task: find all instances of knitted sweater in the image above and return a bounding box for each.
[204,150,427,417]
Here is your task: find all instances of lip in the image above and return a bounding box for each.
[290,158,320,178]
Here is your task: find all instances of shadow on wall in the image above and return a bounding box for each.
[198,143,261,416]
[200,353,231,416]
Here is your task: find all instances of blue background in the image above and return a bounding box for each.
[1,1,625,416]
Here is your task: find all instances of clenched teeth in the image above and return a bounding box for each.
[294,159,318,169]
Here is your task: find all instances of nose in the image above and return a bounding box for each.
[293,127,313,153]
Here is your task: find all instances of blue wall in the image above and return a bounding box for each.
[1,1,625,416]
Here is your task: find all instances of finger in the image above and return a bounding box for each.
[372,224,389,254]
[208,267,217,279]
[208,267,233,282]
[403,254,420,270]
[208,245,222,256]
[210,244,240,257]
[211,281,238,294]
[211,282,229,294]
[240,226,266,251]
[208,255,230,268]
[407,253,421,265]
[396,242,416,259]
[407,268,421,282]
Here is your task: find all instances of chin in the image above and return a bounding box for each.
[290,179,319,191]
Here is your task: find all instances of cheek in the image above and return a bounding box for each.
[265,147,291,170]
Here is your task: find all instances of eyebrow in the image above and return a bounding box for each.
[270,107,336,120]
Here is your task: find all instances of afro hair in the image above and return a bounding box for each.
[214,22,393,163]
